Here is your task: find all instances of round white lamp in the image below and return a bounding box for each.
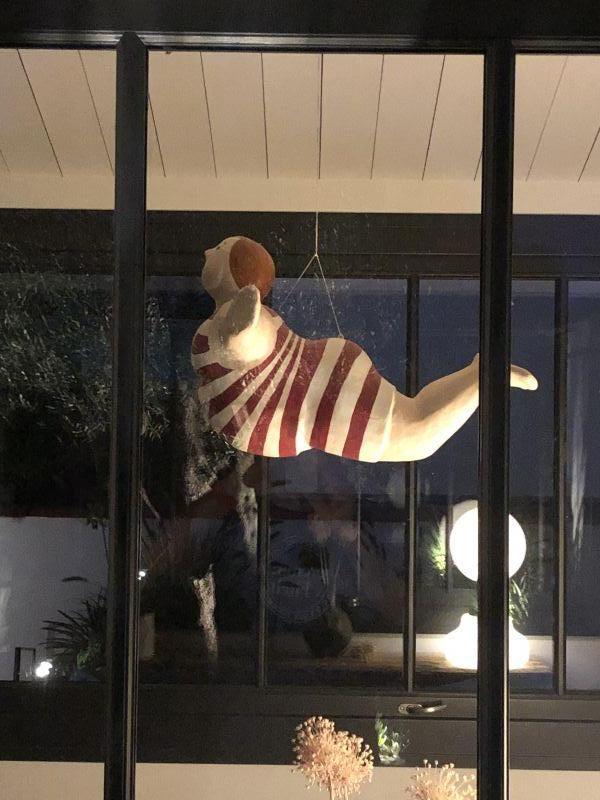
[443,613,530,670]
[449,500,527,581]
[34,659,53,679]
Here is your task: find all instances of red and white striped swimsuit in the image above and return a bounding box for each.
[192,308,395,462]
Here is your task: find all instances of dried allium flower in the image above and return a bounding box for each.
[293,716,374,800]
[407,760,475,800]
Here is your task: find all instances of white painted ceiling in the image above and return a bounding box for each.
[0,50,599,212]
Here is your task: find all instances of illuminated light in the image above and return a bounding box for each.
[449,501,527,582]
[138,569,147,581]
[34,660,53,679]
[443,613,478,670]
[442,613,530,671]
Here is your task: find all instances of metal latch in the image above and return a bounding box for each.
[398,701,448,716]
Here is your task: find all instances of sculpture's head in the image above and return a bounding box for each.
[201,236,275,305]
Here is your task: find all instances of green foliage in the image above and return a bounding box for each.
[509,573,530,627]
[375,714,409,765]
[461,575,530,625]
[43,587,107,678]
[426,526,447,581]
[0,257,173,511]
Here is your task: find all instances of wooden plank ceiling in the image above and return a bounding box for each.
[0,50,599,210]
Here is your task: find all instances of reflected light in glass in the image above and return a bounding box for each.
[443,613,530,670]
[34,660,53,679]
[449,502,527,581]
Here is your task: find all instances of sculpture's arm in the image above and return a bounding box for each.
[379,355,537,462]
[213,285,276,366]
[220,284,261,340]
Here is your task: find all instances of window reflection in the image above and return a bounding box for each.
[567,282,600,691]
[138,275,258,683]
[0,224,112,684]
[415,280,554,692]
[266,277,406,686]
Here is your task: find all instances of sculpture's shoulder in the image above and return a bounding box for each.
[191,303,287,376]
[190,317,214,360]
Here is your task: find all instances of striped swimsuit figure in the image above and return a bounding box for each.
[192,307,396,462]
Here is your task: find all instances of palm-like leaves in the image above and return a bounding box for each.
[43,590,106,678]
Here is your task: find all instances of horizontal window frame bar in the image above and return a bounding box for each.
[4,683,600,721]
[3,212,600,279]
[4,684,600,768]
[2,29,600,53]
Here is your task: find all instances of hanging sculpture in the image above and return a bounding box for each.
[192,235,537,463]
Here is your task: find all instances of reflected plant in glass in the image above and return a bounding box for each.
[43,582,107,680]
[0,259,173,514]
[300,543,353,658]
[375,714,409,765]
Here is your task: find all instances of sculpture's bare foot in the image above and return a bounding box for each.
[470,354,538,391]
[510,364,538,391]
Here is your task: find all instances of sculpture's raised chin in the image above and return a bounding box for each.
[192,236,537,463]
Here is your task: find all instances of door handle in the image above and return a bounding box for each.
[398,701,447,716]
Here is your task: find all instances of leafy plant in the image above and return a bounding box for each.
[427,526,447,581]
[375,714,409,765]
[43,585,107,679]
[0,257,173,512]
[509,574,529,627]
[460,575,529,627]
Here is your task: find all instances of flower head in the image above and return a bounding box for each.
[293,716,374,800]
[407,760,475,800]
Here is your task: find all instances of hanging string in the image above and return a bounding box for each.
[314,251,343,338]
[279,210,344,339]
[278,253,316,308]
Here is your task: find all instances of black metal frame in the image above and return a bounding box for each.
[553,279,569,696]
[105,32,148,800]
[3,3,600,798]
[477,42,514,800]
[404,277,420,693]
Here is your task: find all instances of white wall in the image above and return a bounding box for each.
[1,763,599,800]
[0,517,107,680]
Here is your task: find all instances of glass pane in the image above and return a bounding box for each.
[514,54,600,702]
[510,280,555,692]
[415,279,479,691]
[139,49,483,774]
[510,53,600,780]
[267,275,406,687]
[0,47,115,775]
[567,281,600,690]
[139,261,259,684]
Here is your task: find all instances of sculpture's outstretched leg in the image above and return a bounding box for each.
[379,355,537,462]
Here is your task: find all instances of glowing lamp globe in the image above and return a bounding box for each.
[449,503,526,582]
[443,613,530,671]
[443,613,478,670]
[34,660,53,679]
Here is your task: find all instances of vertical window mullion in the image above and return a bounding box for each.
[404,276,419,693]
[105,31,148,800]
[257,459,270,688]
[553,277,568,695]
[478,40,515,800]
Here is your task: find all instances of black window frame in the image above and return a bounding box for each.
[3,3,600,798]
